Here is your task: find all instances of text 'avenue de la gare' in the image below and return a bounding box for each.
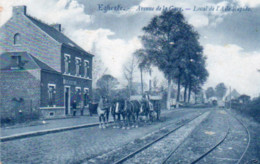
[97,4,252,13]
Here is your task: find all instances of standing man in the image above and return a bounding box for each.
[72,100,77,116]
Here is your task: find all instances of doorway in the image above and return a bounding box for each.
[64,86,70,115]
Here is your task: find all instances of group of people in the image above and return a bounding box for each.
[71,100,86,116]
[97,95,161,129]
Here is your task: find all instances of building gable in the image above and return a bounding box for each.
[0,6,62,72]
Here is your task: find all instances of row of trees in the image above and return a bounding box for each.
[134,10,208,109]
[205,83,228,100]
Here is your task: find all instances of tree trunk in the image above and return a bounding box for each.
[184,82,188,103]
[129,80,132,96]
[176,74,181,108]
[140,67,144,95]
[149,69,152,94]
[195,92,197,104]
[166,77,172,110]
[188,81,192,103]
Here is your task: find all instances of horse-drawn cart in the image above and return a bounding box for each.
[149,95,162,120]
[130,95,162,121]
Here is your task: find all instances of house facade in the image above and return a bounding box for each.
[0,6,93,119]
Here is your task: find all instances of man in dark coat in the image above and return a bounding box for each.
[72,100,77,116]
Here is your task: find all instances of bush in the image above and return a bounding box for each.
[1,112,40,126]
[233,97,260,122]
[1,117,13,125]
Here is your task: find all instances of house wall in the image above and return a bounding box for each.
[0,6,94,119]
[0,69,41,119]
[61,45,93,98]
[40,70,64,107]
[0,6,61,72]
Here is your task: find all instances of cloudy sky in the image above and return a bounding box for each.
[1,0,260,97]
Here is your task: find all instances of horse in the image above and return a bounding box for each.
[140,98,155,122]
[129,100,141,128]
[111,99,125,128]
[97,97,110,129]
[124,99,136,129]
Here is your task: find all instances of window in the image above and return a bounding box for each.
[64,54,71,74]
[84,60,89,78]
[14,33,21,45]
[10,55,22,69]
[48,84,56,107]
[75,57,81,76]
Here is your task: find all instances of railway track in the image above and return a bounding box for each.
[226,110,251,164]
[161,110,230,164]
[189,109,251,164]
[113,112,209,164]
[113,109,250,164]
[189,127,230,164]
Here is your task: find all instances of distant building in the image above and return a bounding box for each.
[0,6,93,119]
[225,89,240,101]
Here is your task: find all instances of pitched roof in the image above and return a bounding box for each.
[0,52,58,73]
[26,15,86,52]
[29,55,58,72]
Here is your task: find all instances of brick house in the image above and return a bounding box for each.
[0,6,93,119]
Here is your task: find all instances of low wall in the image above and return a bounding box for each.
[40,107,65,119]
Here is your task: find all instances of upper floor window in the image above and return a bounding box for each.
[75,57,81,76]
[84,60,89,78]
[14,33,21,45]
[64,54,71,74]
[48,84,56,107]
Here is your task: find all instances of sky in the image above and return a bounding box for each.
[0,0,260,97]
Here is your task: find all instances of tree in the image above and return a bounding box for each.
[206,87,215,100]
[215,83,227,100]
[134,49,151,96]
[123,55,138,97]
[91,42,108,88]
[96,74,119,98]
[135,10,204,109]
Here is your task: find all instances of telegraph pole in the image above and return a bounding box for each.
[149,68,152,94]
[229,86,232,109]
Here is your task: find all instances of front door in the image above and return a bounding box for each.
[65,86,70,115]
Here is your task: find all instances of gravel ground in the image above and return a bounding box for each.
[0,108,209,164]
[166,109,229,163]
[197,110,248,164]
[123,111,210,164]
[84,111,208,164]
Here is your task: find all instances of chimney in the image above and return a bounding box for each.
[13,6,27,15]
[51,24,62,32]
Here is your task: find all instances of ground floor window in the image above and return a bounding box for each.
[48,84,56,107]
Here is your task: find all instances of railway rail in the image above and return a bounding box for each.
[161,110,230,164]
[190,109,250,164]
[113,109,251,164]
[113,112,207,164]
[226,110,251,164]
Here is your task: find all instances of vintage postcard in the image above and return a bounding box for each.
[0,0,259,163]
